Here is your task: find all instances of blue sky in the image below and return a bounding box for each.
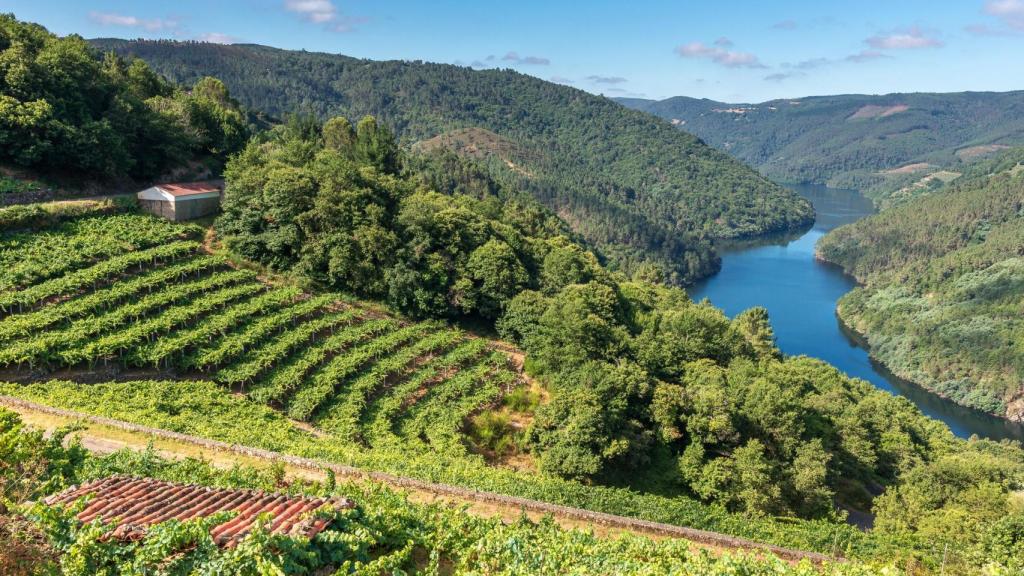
[7,0,1024,102]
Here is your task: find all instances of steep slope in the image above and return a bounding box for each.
[0,15,249,182]
[620,92,1024,205]
[89,39,814,284]
[817,148,1024,418]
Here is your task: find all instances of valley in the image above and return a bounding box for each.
[2,9,1024,575]
[691,184,1024,441]
[619,92,1024,207]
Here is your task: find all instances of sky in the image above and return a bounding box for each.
[6,0,1024,102]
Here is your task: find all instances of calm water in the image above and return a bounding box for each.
[689,183,1024,442]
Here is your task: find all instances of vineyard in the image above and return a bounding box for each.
[3,407,873,575]
[0,211,997,572]
[0,212,518,455]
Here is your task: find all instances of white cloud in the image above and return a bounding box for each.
[865,27,943,49]
[549,76,574,85]
[284,0,336,23]
[986,0,1024,28]
[845,49,888,63]
[764,50,888,83]
[604,87,646,97]
[502,52,551,65]
[792,57,830,70]
[195,32,239,44]
[283,0,363,32]
[89,12,179,32]
[772,19,798,30]
[586,75,627,84]
[675,41,766,68]
[967,0,1024,35]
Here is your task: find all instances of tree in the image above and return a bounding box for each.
[731,439,781,516]
[634,305,742,380]
[528,361,652,480]
[496,290,549,345]
[790,439,833,517]
[322,116,355,152]
[528,282,625,372]
[464,239,529,317]
[540,239,595,293]
[354,115,399,173]
[733,307,781,360]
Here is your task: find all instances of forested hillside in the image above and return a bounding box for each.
[817,148,1024,418]
[2,118,1024,572]
[619,92,1024,206]
[0,15,250,182]
[88,38,814,284]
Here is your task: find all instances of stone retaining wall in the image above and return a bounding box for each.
[0,395,834,564]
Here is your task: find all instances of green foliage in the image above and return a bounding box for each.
[503,386,541,413]
[218,117,568,320]
[0,209,515,461]
[529,360,652,479]
[817,147,1024,416]
[0,408,86,512]
[2,433,891,576]
[496,261,1024,556]
[0,196,133,233]
[0,15,248,179]
[0,175,42,195]
[0,379,871,558]
[90,38,816,283]
[468,411,520,456]
[8,378,1024,571]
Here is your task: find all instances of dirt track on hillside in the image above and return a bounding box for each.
[1,394,836,565]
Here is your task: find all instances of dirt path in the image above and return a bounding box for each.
[1,395,836,564]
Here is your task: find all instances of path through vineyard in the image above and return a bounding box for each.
[3,395,834,565]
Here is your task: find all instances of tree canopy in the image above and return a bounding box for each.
[0,15,248,179]
[218,115,572,321]
[90,38,815,284]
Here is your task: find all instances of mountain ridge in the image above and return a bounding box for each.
[619,91,1024,205]
[89,38,814,285]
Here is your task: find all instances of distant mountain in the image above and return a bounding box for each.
[89,39,813,285]
[619,92,1024,205]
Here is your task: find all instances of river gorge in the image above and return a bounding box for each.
[689,184,1024,442]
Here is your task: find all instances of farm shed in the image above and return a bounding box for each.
[45,475,354,547]
[137,181,223,221]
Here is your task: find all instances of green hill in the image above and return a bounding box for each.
[619,92,1024,206]
[0,15,250,185]
[87,38,814,285]
[817,147,1024,418]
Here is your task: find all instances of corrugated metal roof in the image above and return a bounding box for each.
[45,476,353,547]
[158,182,222,197]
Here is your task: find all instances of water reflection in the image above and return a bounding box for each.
[688,183,1024,442]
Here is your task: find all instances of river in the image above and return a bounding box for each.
[688,183,1024,442]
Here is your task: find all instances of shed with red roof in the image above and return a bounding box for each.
[137,181,223,221]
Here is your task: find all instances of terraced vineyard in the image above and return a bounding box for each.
[0,212,517,454]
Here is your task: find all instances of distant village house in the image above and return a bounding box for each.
[137,181,223,221]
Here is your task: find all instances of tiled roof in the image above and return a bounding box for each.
[157,182,222,197]
[45,476,354,547]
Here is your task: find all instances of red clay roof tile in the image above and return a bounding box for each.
[45,476,354,547]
